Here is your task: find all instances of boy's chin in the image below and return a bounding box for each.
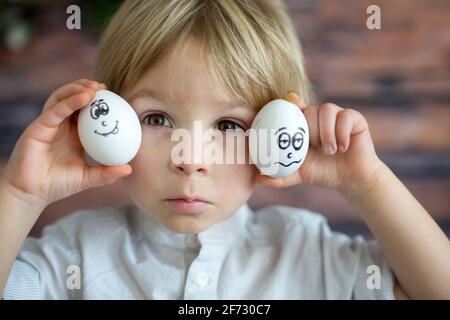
[163,217,213,234]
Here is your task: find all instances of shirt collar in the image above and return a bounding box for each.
[132,203,253,249]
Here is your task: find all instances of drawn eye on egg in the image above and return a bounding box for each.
[89,99,120,136]
[275,127,305,167]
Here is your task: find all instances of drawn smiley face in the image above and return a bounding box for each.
[89,99,120,136]
[249,98,309,178]
[274,126,305,167]
[78,89,142,166]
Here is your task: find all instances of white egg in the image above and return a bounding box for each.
[249,99,309,178]
[77,90,142,166]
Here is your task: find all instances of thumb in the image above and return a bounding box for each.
[283,91,306,110]
[81,164,132,189]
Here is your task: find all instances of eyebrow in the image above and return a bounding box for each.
[126,88,256,113]
[125,88,166,104]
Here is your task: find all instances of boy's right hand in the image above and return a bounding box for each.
[0,79,133,210]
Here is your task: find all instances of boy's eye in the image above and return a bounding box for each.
[144,113,172,128]
[216,120,244,132]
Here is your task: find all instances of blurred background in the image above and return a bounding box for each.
[0,0,449,238]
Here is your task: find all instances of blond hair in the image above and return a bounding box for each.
[95,0,312,109]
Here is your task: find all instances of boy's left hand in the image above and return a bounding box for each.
[256,92,386,194]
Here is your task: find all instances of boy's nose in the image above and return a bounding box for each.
[172,162,208,176]
[169,131,212,176]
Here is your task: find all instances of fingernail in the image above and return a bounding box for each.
[338,144,346,153]
[323,144,335,155]
[284,91,298,101]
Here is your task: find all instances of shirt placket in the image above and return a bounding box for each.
[183,238,225,299]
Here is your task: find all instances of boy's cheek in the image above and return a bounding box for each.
[220,163,258,192]
[122,145,168,190]
[246,165,259,187]
[140,131,171,150]
[130,133,171,163]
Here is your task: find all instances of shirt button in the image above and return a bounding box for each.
[196,272,210,287]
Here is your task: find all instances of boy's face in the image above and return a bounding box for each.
[121,38,258,233]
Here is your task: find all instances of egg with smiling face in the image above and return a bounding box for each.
[77,90,142,166]
[249,99,309,178]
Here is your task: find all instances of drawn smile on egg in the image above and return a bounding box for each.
[276,157,303,167]
[94,120,120,137]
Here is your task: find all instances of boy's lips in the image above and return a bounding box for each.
[165,196,212,213]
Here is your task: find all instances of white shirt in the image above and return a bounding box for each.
[4,203,395,299]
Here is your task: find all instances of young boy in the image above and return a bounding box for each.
[0,0,449,299]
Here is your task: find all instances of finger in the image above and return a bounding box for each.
[318,103,343,155]
[79,79,107,92]
[335,110,353,152]
[43,79,100,111]
[302,106,320,149]
[283,91,306,110]
[73,78,99,87]
[97,83,107,90]
[70,83,107,125]
[42,79,98,111]
[335,109,368,152]
[80,164,133,190]
[28,90,96,144]
[53,80,105,103]
[43,84,87,112]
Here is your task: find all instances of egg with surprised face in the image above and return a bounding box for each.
[77,90,142,166]
[249,99,309,178]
